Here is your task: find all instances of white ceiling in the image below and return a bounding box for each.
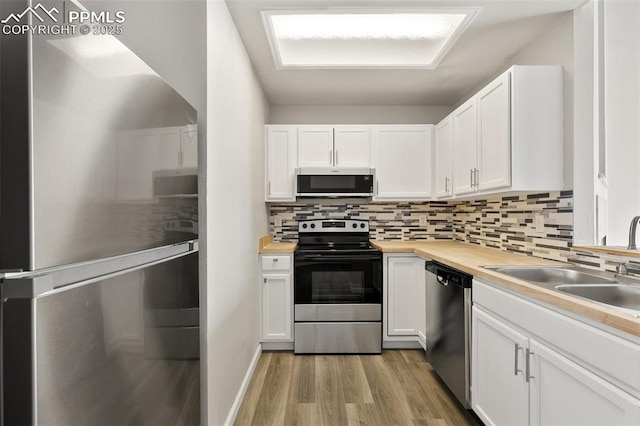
[225,0,585,106]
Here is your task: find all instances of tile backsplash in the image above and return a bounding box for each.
[269,201,453,242]
[451,191,573,262]
[269,190,640,271]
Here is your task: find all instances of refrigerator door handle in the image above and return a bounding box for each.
[1,240,198,299]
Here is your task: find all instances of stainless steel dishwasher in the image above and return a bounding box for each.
[425,260,473,408]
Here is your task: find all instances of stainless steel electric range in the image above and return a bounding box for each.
[293,219,382,354]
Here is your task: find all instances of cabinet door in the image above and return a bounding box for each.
[415,257,427,349]
[386,256,421,336]
[157,127,181,170]
[477,71,511,191]
[333,126,371,167]
[180,125,198,168]
[261,273,292,342]
[434,117,453,198]
[452,99,478,195]
[529,339,640,426]
[266,126,296,201]
[373,125,433,200]
[297,126,334,167]
[472,307,529,426]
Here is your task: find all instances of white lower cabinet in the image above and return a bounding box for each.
[384,254,426,348]
[260,255,293,342]
[472,307,529,425]
[472,280,640,425]
[530,339,640,426]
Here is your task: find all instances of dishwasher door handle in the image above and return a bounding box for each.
[436,275,449,286]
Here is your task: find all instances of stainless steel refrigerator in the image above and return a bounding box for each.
[0,1,200,424]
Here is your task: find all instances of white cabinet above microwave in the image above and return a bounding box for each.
[297,125,371,168]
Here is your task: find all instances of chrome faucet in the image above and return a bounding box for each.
[629,216,640,250]
[617,261,640,276]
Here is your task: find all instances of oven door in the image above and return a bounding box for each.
[294,252,382,305]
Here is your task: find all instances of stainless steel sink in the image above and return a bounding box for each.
[487,266,618,285]
[555,284,640,311]
[484,265,640,316]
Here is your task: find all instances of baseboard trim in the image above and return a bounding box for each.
[224,343,262,426]
[261,341,294,351]
[383,340,423,349]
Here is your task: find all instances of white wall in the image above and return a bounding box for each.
[573,0,597,245]
[509,13,574,189]
[206,1,269,424]
[603,0,640,245]
[268,105,451,124]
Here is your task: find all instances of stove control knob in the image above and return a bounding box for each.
[302,223,308,229]
[352,223,358,228]
[310,223,316,229]
[360,223,366,228]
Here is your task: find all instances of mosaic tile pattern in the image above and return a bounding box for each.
[269,201,453,242]
[269,190,640,274]
[451,191,574,262]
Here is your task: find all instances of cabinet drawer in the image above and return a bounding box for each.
[261,255,291,271]
[474,279,640,399]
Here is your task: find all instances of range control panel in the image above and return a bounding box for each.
[298,219,369,233]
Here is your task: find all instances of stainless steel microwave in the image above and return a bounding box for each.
[296,168,375,197]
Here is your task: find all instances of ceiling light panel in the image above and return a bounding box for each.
[262,10,478,69]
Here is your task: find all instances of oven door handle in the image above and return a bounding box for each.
[295,254,382,261]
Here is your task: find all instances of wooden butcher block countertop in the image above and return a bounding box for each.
[371,240,640,338]
[258,235,297,254]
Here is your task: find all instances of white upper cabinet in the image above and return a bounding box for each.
[450,65,563,198]
[373,125,433,201]
[477,71,511,191]
[434,117,453,198]
[298,125,371,168]
[451,99,478,196]
[333,126,371,167]
[297,126,334,167]
[265,125,297,201]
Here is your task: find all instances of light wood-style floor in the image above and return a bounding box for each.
[234,350,482,426]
